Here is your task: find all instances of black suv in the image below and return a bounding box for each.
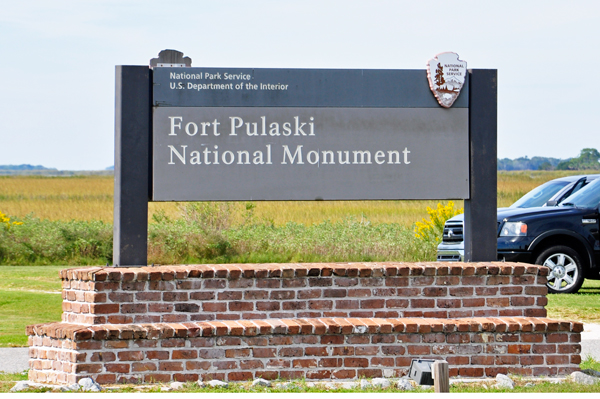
[438,175,600,293]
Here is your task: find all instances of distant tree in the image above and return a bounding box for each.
[497,156,561,171]
[557,148,600,170]
[556,159,574,170]
[0,164,53,171]
[580,148,600,164]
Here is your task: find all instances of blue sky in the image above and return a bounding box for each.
[1,0,599,170]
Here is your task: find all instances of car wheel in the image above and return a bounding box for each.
[535,245,584,294]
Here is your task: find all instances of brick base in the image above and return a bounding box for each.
[28,317,582,384]
[27,262,581,385]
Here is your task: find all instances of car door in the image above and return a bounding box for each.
[588,207,600,267]
[581,202,600,268]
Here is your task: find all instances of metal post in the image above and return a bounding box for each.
[464,69,497,262]
[113,66,152,266]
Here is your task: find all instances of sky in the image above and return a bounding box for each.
[1,0,599,170]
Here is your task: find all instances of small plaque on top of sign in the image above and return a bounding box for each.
[427,52,467,108]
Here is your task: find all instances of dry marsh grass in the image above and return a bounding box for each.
[0,170,591,226]
[0,176,114,222]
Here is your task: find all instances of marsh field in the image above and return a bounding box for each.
[0,170,587,225]
[0,170,591,266]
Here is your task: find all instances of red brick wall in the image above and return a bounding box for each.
[27,317,582,385]
[59,262,548,325]
[27,262,581,385]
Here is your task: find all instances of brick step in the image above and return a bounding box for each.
[27,316,582,385]
[59,262,549,324]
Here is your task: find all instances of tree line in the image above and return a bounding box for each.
[498,148,600,171]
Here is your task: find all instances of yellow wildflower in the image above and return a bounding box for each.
[414,201,463,242]
[0,211,23,230]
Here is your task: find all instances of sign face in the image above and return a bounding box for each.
[152,68,469,201]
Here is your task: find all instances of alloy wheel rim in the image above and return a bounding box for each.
[544,253,578,292]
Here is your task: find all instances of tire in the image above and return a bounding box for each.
[535,245,585,294]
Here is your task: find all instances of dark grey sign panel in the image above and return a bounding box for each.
[153,107,469,201]
[153,68,469,108]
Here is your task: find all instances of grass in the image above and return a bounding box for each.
[0,266,63,347]
[0,170,591,226]
[0,170,591,268]
[0,170,591,267]
[0,290,63,347]
[582,355,600,371]
[0,371,28,393]
[547,280,600,323]
[0,265,64,292]
[0,374,599,393]
[0,202,437,266]
[0,175,449,226]
[0,216,113,266]
[0,175,114,222]
[146,206,435,265]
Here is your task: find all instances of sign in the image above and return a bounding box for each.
[114,51,497,266]
[427,52,468,108]
[152,68,469,201]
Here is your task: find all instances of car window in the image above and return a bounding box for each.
[549,178,588,205]
[560,178,600,209]
[510,180,571,208]
[569,179,587,196]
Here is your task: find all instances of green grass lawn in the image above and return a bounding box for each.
[547,280,600,323]
[0,266,64,347]
[1,373,599,393]
[0,266,64,292]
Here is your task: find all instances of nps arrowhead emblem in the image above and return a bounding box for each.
[427,52,467,108]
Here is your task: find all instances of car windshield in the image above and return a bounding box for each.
[560,178,600,209]
[509,180,571,208]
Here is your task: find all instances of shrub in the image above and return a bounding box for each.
[0,205,437,266]
[0,213,112,265]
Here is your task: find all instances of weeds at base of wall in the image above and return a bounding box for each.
[3,375,600,393]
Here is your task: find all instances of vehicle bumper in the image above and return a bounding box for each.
[436,243,464,262]
[438,242,532,263]
[496,236,534,263]
[497,251,532,263]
